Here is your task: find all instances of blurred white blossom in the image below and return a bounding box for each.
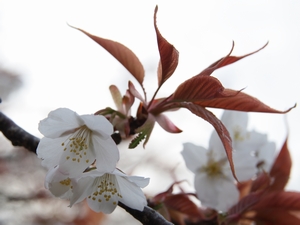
[181,110,273,212]
[209,110,276,172]
[181,141,257,212]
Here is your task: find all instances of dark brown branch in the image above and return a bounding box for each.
[0,111,39,153]
[118,203,174,225]
[0,111,174,225]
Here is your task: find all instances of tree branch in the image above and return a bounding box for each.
[119,203,174,225]
[0,111,39,153]
[0,111,174,225]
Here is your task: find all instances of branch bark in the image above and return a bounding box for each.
[0,111,39,153]
[119,203,174,225]
[0,111,174,225]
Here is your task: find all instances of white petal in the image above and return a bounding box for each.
[45,167,73,199]
[194,173,218,207]
[181,143,207,173]
[58,129,96,177]
[113,169,150,188]
[115,174,148,211]
[257,141,276,172]
[208,110,249,157]
[126,176,150,188]
[223,150,257,182]
[37,137,65,169]
[93,136,120,173]
[39,108,83,138]
[194,173,239,212]
[208,131,227,161]
[234,130,267,152]
[87,193,118,214]
[58,145,95,178]
[214,179,239,212]
[85,174,119,214]
[80,114,114,137]
[221,110,248,130]
[70,176,95,206]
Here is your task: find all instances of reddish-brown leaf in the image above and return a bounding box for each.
[128,81,145,104]
[71,25,145,87]
[177,102,237,180]
[250,172,271,193]
[155,114,182,133]
[149,181,203,224]
[253,209,300,225]
[199,42,268,76]
[194,89,296,113]
[109,85,123,112]
[227,192,262,223]
[269,138,292,191]
[237,180,253,199]
[172,75,225,101]
[122,89,135,114]
[154,6,179,87]
[164,194,204,219]
[150,181,185,204]
[253,191,300,210]
[250,191,300,225]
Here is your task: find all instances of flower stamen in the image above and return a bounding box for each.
[88,174,122,204]
[61,126,92,164]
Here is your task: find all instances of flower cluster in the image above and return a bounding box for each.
[181,110,276,212]
[37,108,149,213]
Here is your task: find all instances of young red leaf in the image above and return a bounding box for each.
[199,42,268,76]
[122,90,135,115]
[253,209,300,225]
[150,181,186,204]
[269,137,292,191]
[177,102,237,181]
[194,89,296,113]
[227,192,262,223]
[237,180,253,199]
[155,114,182,133]
[250,172,271,193]
[154,6,179,87]
[109,85,123,112]
[164,194,204,220]
[70,25,145,88]
[149,181,203,224]
[172,75,225,102]
[128,81,145,104]
[250,191,300,225]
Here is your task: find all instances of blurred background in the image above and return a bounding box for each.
[0,1,299,224]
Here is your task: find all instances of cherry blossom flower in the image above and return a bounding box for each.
[44,166,73,200]
[181,142,257,212]
[181,110,277,212]
[37,108,119,177]
[209,110,276,172]
[69,169,149,214]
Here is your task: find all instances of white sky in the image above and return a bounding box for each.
[0,1,300,192]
